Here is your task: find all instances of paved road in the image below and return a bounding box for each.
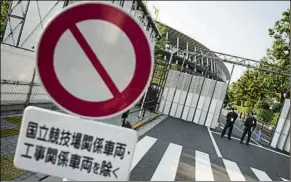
[217,115,271,147]
[42,116,289,181]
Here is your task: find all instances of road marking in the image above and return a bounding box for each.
[232,124,262,147]
[207,127,222,158]
[195,150,214,181]
[222,159,246,181]
[220,116,269,145]
[151,143,182,181]
[224,116,270,143]
[211,131,257,146]
[281,177,289,181]
[130,136,157,171]
[220,117,261,147]
[211,130,290,158]
[219,122,225,127]
[260,136,270,144]
[251,167,272,181]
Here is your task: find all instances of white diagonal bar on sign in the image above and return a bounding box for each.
[69,24,120,97]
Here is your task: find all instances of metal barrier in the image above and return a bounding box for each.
[1,79,51,106]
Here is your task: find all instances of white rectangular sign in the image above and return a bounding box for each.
[14,106,138,181]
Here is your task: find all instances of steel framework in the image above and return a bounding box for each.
[180,49,290,78]
[2,0,69,50]
[155,47,290,126]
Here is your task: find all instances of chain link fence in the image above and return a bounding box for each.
[1,43,58,114]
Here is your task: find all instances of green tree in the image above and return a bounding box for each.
[256,109,273,124]
[263,8,290,103]
[229,69,269,107]
[227,9,290,107]
[154,23,167,59]
[151,23,167,85]
[0,0,10,42]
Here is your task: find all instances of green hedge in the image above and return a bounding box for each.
[234,104,280,126]
[270,112,280,127]
[255,108,273,124]
[234,105,253,114]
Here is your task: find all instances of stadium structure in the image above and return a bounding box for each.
[1,0,289,153]
[153,21,231,129]
[1,0,230,129]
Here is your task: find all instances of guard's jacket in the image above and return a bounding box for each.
[244,115,257,129]
[226,111,238,124]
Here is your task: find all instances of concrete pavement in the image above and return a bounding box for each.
[129,117,289,181]
[2,114,289,181]
[217,115,272,147]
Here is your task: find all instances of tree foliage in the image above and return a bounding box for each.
[228,9,290,109]
[154,23,167,60]
[151,23,167,85]
[0,0,10,42]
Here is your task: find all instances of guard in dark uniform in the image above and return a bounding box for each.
[221,107,238,140]
[240,113,257,146]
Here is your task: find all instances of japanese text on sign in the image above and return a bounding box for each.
[22,121,131,178]
[14,107,137,181]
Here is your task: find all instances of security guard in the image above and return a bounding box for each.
[221,107,238,140]
[240,112,257,146]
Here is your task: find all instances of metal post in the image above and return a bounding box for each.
[16,1,30,47]
[138,88,148,118]
[177,37,179,50]
[218,64,235,119]
[158,58,167,87]
[142,107,146,119]
[1,0,13,43]
[25,69,36,106]
[203,73,219,126]
[63,0,70,7]
[191,62,209,123]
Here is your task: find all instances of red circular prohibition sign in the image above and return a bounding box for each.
[37,2,152,118]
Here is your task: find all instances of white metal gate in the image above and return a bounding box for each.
[158,70,227,129]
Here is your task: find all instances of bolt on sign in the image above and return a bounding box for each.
[14,107,138,181]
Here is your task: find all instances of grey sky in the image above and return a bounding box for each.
[146,1,290,82]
